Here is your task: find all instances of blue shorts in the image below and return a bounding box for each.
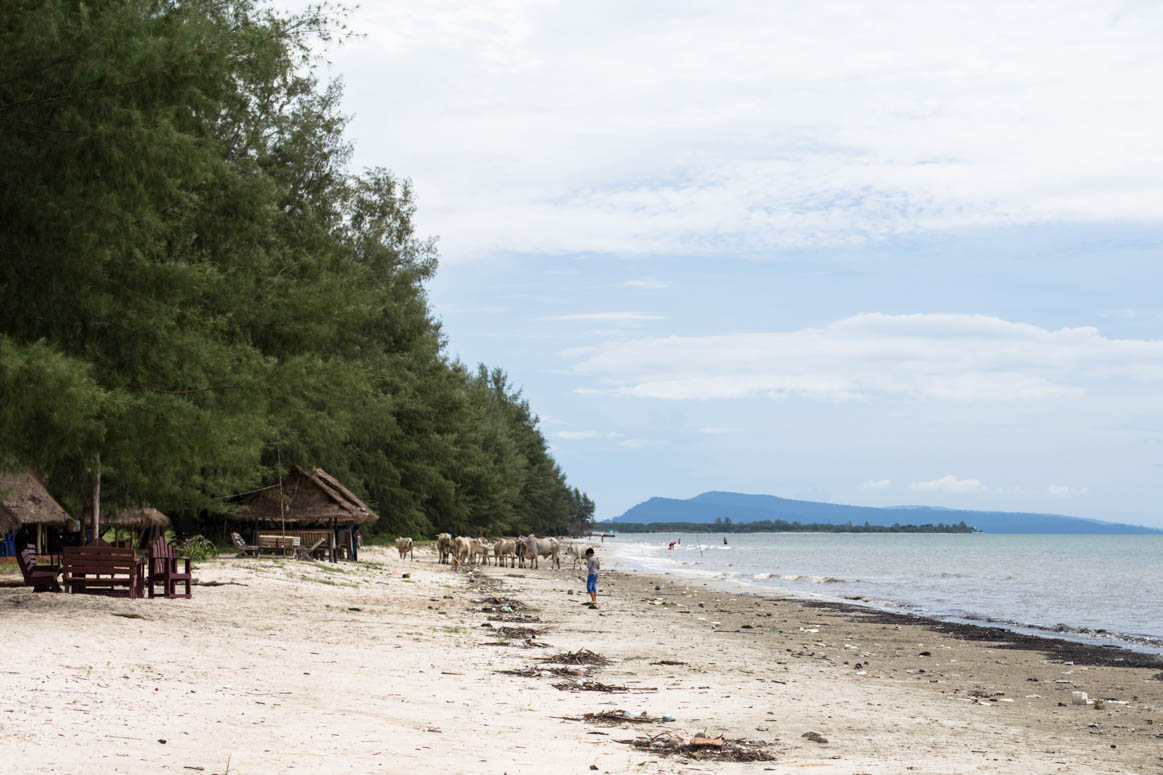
[586,573,598,594]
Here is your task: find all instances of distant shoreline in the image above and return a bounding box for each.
[595,521,976,534]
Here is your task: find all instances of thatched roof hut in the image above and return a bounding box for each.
[107,506,170,529]
[0,470,71,535]
[235,466,379,526]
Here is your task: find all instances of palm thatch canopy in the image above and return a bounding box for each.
[107,506,170,529]
[0,470,72,534]
[234,466,379,526]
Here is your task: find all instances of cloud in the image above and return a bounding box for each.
[555,430,600,440]
[541,312,665,322]
[1048,484,1089,497]
[910,475,987,494]
[618,438,662,448]
[699,426,739,435]
[333,1,1163,262]
[567,313,1163,401]
[621,278,669,289]
[861,479,892,490]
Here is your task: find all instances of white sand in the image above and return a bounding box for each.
[3,544,1160,774]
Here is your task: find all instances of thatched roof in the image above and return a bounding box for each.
[234,466,379,526]
[0,470,72,533]
[108,506,170,529]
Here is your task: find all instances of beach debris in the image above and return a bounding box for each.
[486,625,543,640]
[539,648,610,666]
[622,732,776,762]
[661,715,676,722]
[1093,699,1106,710]
[487,613,542,623]
[651,660,686,666]
[551,680,644,693]
[496,666,587,678]
[801,731,828,744]
[1071,691,1089,705]
[558,710,671,726]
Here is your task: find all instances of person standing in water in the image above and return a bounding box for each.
[585,547,600,609]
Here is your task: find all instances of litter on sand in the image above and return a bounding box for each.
[621,732,777,762]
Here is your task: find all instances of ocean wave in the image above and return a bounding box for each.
[749,573,848,584]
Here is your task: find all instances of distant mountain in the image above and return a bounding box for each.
[611,491,1163,534]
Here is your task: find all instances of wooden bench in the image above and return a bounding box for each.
[147,536,191,599]
[17,545,61,592]
[258,534,300,555]
[62,543,145,598]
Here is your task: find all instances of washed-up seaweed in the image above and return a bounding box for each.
[651,660,686,666]
[486,613,541,623]
[481,639,549,648]
[551,680,632,693]
[621,732,777,762]
[555,709,670,726]
[491,626,543,639]
[538,648,610,666]
[495,665,587,678]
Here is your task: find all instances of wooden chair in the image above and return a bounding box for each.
[231,532,258,557]
[294,537,327,561]
[147,536,192,599]
[62,543,145,598]
[16,545,62,592]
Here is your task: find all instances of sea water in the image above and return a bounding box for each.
[605,532,1163,654]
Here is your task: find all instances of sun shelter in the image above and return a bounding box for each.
[233,466,378,561]
[107,506,171,546]
[0,470,73,555]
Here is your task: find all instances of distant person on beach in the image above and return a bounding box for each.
[585,547,600,609]
[723,536,728,545]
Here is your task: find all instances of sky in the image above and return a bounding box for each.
[290,0,1163,527]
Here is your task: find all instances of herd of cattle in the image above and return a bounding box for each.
[392,533,590,570]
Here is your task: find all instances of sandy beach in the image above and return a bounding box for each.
[4,544,1162,774]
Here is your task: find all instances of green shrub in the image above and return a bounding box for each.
[177,536,218,561]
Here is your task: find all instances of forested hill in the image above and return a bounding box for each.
[0,2,593,538]
[613,492,1162,534]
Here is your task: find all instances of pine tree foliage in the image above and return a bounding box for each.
[0,0,591,537]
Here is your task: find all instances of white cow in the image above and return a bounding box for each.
[563,542,591,570]
[470,538,492,565]
[519,535,560,570]
[395,536,414,561]
[436,533,453,564]
[493,538,517,568]
[451,535,472,570]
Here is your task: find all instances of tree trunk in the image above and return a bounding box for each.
[90,453,101,543]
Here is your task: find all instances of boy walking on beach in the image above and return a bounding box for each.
[585,548,600,609]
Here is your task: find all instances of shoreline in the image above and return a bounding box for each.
[602,534,1163,658]
[5,546,1163,773]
